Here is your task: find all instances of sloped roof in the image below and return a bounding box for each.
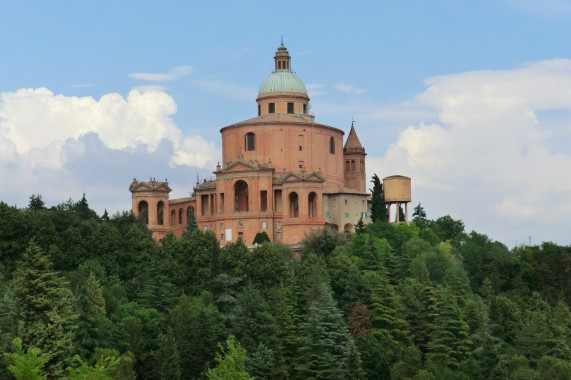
[344,123,365,152]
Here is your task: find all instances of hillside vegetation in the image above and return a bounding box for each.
[0,195,569,379]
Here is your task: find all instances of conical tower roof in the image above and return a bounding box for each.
[344,122,365,154]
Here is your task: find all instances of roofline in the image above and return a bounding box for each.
[220,119,345,135]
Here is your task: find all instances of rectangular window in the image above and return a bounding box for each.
[299,145,302,151]
[344,199,348,205]
[276,221,281,228]
[258,105,261,116]
[238,219,243,227]
[260,190,267,211]
[238,232,244,239]
[287,102,294,114]
[225,228,232,241]
[269,103,275,114]
[220,223,224,230]
[220,234,224,240]
[361,212,368,219]
[261,221,267,229]
[344,212,350,218]
[203,225,208,231]
[274,190,282,212]
[276,232,282,239]
[303,104,307,114]
[325,211,331,218]
[220,193,224,213]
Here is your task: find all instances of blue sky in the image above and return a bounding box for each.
[1,0,570,246]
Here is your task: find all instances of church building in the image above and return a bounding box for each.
[130,42,370,245]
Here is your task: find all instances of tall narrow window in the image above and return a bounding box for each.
[329,137,335,154]
[303,104,307,114]
[289,192,299,218]
[269,103,275,114]
[287,102,294,114]
[245,132,255,151]
[258,105,261,116]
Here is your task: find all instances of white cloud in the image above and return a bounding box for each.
[333,83,366,95]
[306,83,324,97]
[369,59,571,245]
[128,65,193,82]
[0,88,220,212]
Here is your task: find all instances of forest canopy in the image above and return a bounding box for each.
[0,194,569,379]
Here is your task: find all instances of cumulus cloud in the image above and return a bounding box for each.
[333,83,366,95]
[0,87,219,212]
[128,65,193,82]
[369,59,571,245]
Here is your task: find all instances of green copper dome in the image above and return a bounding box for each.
[258,70,307,96]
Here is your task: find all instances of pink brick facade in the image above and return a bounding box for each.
[131,43,370,244]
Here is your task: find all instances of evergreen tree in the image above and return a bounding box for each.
[370,174,388,223]
[75,271,110,361]
[426,288,472,368]
[182,207,198,238]
[412,203,427,219]
[246,343,274,380]
[159,328,181,380]
[295,279,350,379]
[10,242,77,378]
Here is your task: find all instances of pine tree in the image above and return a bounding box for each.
[246,343,274,380]
[75,271,110,361]
[370,174,388,223]
[11,242,77,379]
[295,280,350,379]
[159,328,181,380]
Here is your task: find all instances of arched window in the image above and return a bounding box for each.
[308,192,317,218]
[234,180,249,212]
[360,160,364,173]
[329,137,335,154]
[170,209,175,226]
[179,208,183,224]
[289,192,299,218]
[351,160,356,172]
[345,160,350,172]
[157,201,165,225]
[138,201,148,224]
[344,223,353,240]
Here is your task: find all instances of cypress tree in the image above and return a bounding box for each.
[11,242,77,378]
[370,174,388,223]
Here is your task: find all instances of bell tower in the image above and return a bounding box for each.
[343,122,367,193]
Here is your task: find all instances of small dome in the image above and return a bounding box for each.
[258,71,307,96]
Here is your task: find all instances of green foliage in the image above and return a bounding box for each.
[295,278,351,379]
[66,354,119,380]
[206,335,253,380]
[246,343,274,380]
[253,231,270,245]
[370,174,388,223]
[301,227,346,258]
[10,242,78,378]
[4,337,47,380]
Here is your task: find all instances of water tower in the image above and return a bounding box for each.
[383,175,411,223]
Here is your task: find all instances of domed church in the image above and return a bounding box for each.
[130,42,370,245]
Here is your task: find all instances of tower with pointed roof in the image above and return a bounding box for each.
[131,42,373,244]
[343,122,367,193]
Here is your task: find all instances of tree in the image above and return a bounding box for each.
[28,194,46,213]
[4,337,47,380]
[182,207,198,238]
[246,343,274,380]
[10,242,77,378]
[412,203,427,219]
[206,335,253,380]
[252,231,270,245]
[301,228,346,258]
[75,271,111,361]
[158,328,181,380]
[295,279,351,379]
[355,218,366,234]
[370,174,388,223]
